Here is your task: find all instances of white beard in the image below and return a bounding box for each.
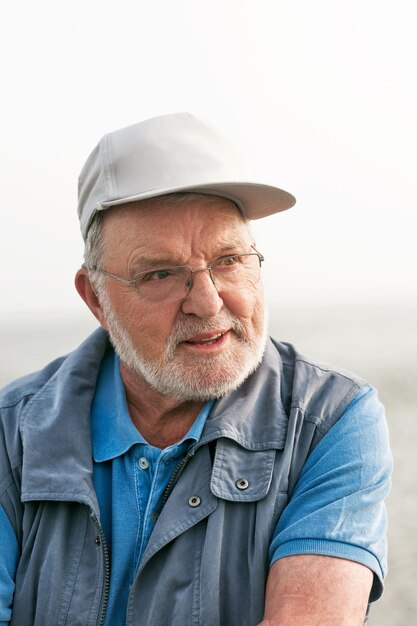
[99,289,268,402]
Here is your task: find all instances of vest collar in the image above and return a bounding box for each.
[20,329,288,509]
[20,327,108,512]
[202,338,288,450]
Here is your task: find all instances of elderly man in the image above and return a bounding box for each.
[0,113,391,625]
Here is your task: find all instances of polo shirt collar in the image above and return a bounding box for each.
[91,347,215,463]
[91,348,145,462]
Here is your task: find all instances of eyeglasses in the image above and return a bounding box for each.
[84,246,264,303]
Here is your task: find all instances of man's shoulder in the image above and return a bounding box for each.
[0,355,68,410]
[270,337,366,383]
[268,337,368,432]
[0,327,109,411]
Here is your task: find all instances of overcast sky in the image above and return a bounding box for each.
[1,0,416,322]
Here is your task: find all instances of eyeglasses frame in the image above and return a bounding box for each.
[83,246,264,297]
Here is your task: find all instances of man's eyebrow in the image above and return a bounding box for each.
[216,240,248,252]
[131,256,181,272]
[211,241,251,257]
[130,241,251,272]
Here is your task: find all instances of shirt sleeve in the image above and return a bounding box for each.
[0,505,19,624]
[269,385,392,602]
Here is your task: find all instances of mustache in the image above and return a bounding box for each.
[168,312,247,346]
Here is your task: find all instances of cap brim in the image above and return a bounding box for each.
[98,181,295,221]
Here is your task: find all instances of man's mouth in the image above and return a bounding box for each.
[183,330,229,347]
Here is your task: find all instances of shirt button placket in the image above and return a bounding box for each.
[138,457,149,470]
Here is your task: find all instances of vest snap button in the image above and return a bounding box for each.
[236,478,249,490]
[188,495,201,507]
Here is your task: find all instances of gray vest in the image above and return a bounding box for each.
[0,329,365,625]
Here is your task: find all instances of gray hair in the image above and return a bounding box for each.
[83,210,106,294]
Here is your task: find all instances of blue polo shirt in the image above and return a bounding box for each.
[91,347,215,625]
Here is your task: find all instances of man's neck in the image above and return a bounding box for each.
[120,362,204,449]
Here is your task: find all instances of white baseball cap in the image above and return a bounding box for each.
[77,112,296,240]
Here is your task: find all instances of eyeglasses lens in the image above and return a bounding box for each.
[137,254,261,302]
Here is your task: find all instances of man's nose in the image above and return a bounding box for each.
[180,269,223,318]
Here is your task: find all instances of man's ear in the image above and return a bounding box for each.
[74,267,109,329]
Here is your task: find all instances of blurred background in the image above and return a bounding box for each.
[0,1,416,623]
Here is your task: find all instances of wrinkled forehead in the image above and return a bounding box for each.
[98,193,253,261]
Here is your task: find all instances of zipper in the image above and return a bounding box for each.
[127,439,218,616]
[162,452,194,506]
[91,513,111,626]
[92,444,205,623]
[162,438,217,506]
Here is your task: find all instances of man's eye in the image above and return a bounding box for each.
[217,255,239,267]
[141,269,172,282]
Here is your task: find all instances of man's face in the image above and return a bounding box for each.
[96,195,267,402]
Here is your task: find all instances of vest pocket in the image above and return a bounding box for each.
[210,438,277,502]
